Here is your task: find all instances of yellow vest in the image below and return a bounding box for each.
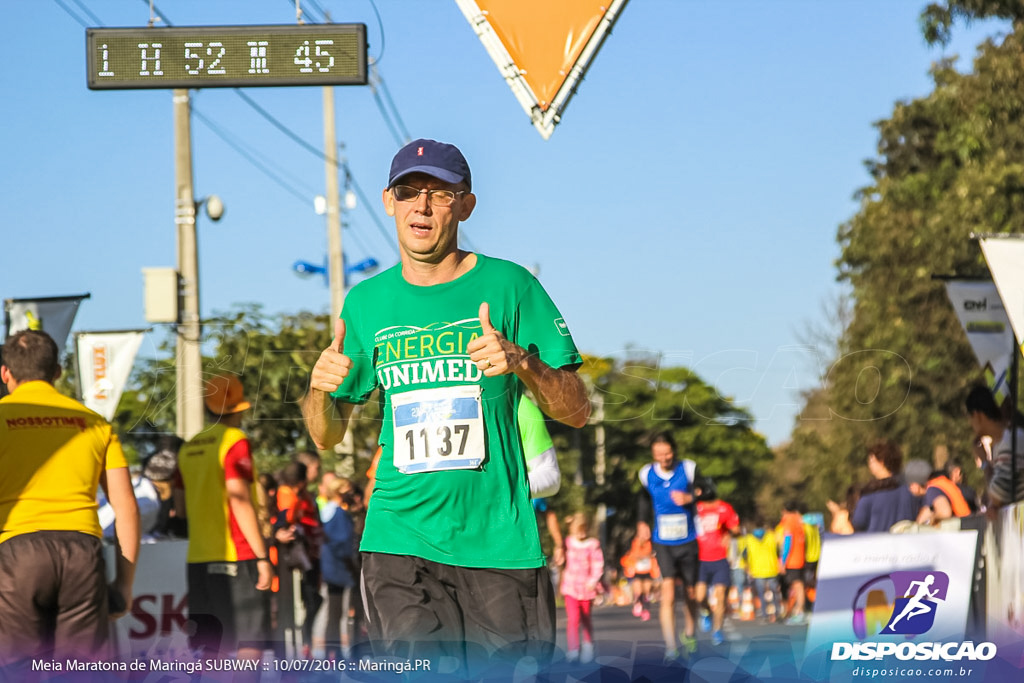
[744,531,779,579]
[178,423,259,563]
[803,522,821,563]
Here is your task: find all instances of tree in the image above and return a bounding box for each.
[920,1,1024,46]
[545,353,774,560]
[115,304,381,478]
[774,8,1023,523]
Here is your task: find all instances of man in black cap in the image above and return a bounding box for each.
[302,139,590,671]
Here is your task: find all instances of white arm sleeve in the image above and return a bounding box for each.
[527,447,561,499]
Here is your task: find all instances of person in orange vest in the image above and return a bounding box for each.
[775,501,806,625]
[945,460,979,514]
[916,465,972,525]
[620,520,659,622]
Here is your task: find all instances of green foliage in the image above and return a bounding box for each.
[834,26,1024,457]
[774,13,1023,530]
[545,353,774,560]
[114,304,382,478]
[920,1,1024,46]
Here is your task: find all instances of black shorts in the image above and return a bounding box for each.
[0,531,108,667]
[652,541,699,587]
[780,566,804,594]
[361,552,555,674]
[803,560,819,588]
[187,560,270,655]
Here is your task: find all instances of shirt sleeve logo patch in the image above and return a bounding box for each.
[554,318,570,337]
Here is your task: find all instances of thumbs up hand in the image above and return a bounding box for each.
[310,317,352,393]
[467,302,526,377]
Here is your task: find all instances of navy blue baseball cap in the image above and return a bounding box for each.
[388,138,472,190]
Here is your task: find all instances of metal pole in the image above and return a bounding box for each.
[174,89,204,440]
[323,86,345,319]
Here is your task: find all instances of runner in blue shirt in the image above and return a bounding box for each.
[638,432,700,661]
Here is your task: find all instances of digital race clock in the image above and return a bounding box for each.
[87,24,367,90]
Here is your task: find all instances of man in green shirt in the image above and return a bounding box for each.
[302,139,590,672]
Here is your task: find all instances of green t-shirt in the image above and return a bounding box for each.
[333,254,581,569]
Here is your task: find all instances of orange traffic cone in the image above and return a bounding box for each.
[740,587,755,621]
[728,585,740,614]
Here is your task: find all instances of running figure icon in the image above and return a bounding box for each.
[887,574,938,631]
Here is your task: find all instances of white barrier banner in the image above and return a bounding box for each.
[108,539,191,661]
[805,531,978,659]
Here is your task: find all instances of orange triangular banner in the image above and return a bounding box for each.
[456,0,629,139]
[476,0,605,111]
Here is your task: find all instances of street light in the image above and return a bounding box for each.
[292,255,379,289]
[199,195,224,222]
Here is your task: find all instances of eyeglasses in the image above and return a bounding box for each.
[391,184,465,207]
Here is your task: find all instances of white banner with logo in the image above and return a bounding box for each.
[980,237,1024,352]
[76,330,146,421]
[944,280,1015,405]
[106,540,191,661]
[804,531,978,664]
[4,294,90,356]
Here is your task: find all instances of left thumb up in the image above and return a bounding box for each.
[479,302,497,334]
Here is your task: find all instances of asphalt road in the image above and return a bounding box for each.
[551,601,811,680]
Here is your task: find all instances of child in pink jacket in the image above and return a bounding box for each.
[561,512,604,663]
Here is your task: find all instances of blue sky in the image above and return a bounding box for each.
[0,1,1008,446]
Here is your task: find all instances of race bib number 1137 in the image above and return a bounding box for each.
[391,385,485,474]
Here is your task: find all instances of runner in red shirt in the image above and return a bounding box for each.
[695,480,740,646]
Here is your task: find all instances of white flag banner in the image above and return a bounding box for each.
[943,280,1015,405]
[4,294,90,356]
[75,330,145,421]
[980,237,1024,353]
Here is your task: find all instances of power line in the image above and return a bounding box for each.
[60,0,401,258]
[226,90,398,257]
[373,65,410,142]
[52,0,89,27]
[68,0,103,25]
[341,162,400,257]
[305,0,331,23]
[290,0,410,147]
[369,68,407,147]
[233,89,327,160]
[191,107,315,204]
[364,0,386,63]
[195,104,390,262]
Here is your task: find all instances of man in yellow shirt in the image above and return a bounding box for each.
[0,330,140,667]
[742,518,783,622]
